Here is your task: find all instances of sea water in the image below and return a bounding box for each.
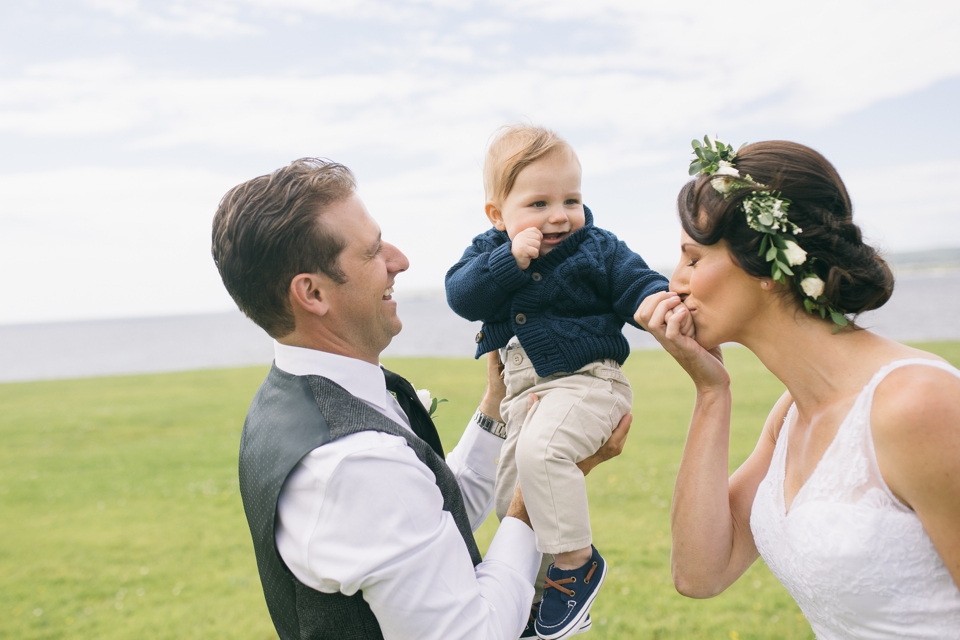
[1,269,957,383]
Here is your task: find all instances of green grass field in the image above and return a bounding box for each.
[2,342,958,639]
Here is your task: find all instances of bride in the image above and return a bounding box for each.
[636,137,960,638]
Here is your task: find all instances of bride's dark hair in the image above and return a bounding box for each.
[678,140,894,317]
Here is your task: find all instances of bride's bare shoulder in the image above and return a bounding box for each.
[870,356,960,504]
[872,356,958,433]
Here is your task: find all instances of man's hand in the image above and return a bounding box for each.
[511,228,542,270]
[577,412,632,476]
[504,484,531,528]
[525,393,633,476]
[479,352,507,421]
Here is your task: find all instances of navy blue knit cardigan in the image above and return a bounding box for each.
[445,206,669,377]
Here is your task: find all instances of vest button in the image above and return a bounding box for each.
[515,313,527,325]
[531,272,542,282]
[475,331,483,343]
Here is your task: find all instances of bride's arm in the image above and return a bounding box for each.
[636,292,786,597]
[671,388,789,597]
[871,364,960,588]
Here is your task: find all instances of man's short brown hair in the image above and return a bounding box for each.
[211,158,356,338]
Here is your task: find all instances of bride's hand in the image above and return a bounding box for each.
[635,292,729,392]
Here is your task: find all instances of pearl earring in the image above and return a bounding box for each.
[762,280,771,289]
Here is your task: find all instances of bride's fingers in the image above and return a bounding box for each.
[635,291,676,329]
[663,304,688,341]
[647,295,684,334]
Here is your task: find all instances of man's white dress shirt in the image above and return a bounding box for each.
[273,342,542,640]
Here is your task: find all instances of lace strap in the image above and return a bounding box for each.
[860,358,960,403]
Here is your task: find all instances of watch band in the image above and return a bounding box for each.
[473,409,507,439]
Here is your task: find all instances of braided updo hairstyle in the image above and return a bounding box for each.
[678,140,894,318]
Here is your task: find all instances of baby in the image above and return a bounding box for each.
[446,125,688,639]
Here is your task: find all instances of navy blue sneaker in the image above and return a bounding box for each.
[521,602,592,638]
[534,546,606,639]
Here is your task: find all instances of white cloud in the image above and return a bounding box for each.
[1,1,959,322]
[85,0,258,36]
[844,161,960,254]
[0,167,242,324]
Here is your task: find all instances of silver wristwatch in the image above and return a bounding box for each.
[473,409,507,439]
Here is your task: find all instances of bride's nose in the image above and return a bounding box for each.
[669,264,690,297]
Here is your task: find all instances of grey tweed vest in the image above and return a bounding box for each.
[238,365,482,640]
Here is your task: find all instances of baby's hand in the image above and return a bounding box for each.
[511,227,542,270]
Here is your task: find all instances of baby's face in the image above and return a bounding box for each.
[490,148,585,257]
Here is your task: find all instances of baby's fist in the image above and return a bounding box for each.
[511,228,542,270]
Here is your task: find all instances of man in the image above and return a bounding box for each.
[211,158,628,639]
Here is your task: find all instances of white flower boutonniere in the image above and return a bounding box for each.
[417,388,447,418]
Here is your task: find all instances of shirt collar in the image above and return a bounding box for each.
[273,341,391,414]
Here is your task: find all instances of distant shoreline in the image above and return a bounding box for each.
[1,267,958,384]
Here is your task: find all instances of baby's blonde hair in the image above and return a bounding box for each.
[483,124,576,207]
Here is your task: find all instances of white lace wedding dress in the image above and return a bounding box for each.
[751,359,960,639]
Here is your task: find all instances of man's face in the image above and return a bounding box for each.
[320,194,409,363]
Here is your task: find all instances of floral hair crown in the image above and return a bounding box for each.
[689,136,848,329]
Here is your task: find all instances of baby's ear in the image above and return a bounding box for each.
[485,203,506,231]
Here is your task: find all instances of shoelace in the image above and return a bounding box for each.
[543,561,598,598]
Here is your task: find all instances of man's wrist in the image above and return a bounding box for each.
[473,409,507,439]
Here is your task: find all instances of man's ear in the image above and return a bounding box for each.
[289,272,332,318]
[485,203,506,231]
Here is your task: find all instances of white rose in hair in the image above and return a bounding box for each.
[783,240,807,266]
[800,275,825,298]
[714,162,739,177]
[711,177,732,193]
[416,388,432,409]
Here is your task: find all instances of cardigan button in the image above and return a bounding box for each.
[531,272,542,282]
[475,331,483,343]
[515,313,527,325]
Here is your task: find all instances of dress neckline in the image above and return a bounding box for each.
[779,399,857,516]
[777,357,948,516]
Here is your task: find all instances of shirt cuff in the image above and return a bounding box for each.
[485,517,542,585]
[455,418,504,480]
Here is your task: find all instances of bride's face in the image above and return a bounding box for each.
[670,229,765,350]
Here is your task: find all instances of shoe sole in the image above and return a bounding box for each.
[575,615,592,634]
[535,562,607,640]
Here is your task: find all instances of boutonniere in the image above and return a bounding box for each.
[416,388,447,418]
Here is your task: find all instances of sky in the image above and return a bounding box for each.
[1,0,959,325]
